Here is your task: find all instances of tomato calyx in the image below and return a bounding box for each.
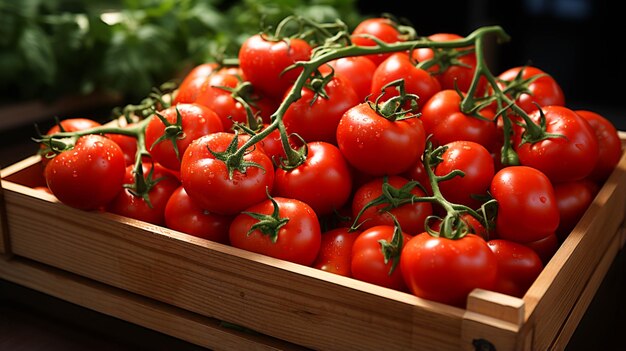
[378,214,405,276]
[241,191,289,243]
[149,107,185,162]
[516,106,566,146]
[367,79,419,121]
[207,130,266,179]
[214,80,263,130]
[415,44,474,75]
[123,162,165,208]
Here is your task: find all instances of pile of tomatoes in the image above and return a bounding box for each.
[37,15,622,308]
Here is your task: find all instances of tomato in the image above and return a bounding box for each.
[336,102,426,176]
[173,62,219,105]
[522,232,559,265]
[435,140,495,209]
[238,34,312,99]
[430,213,491,240]
[514,105,599,183]
[273,142,352,216]
[282,74,359,144]
[487,239,543,298]
[420,89,498,151]
[164,186,232,244]
[351,17,406,66]
[106,130,138,166]
[229,196,321,266]
[490,166,560,243]
[180,132,275,215]
[411,33,486,94]
[40,117,103,167]
[400,232,497,307]
[323,56,377,102]
[369,52,441,110]
[351,225,412,292]
[144,103,224,171]
[351,175,432,236]
[497,66,565,114]
[312,227,360,277]
[44,134,126,210]
[553,179,599,242]
[106,162,180,225]
[575,110,623,184]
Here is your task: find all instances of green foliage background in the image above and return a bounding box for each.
[0,0,363,104]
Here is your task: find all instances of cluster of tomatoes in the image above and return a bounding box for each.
[37,15,622,308]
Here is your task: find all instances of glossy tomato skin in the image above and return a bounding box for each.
[351,175,432,235]
[490,166,560,243]
[514,105,599,183]
[145,103,224,171]
[575,110,622,184]
[351,225,412,292]
[106,162,181,226]
[487,239,544,298]
[273,142,352,216]
[106,132,138,166]
[497,66,565,114]
[400,233,498,307]
[238,34,312,100]
[522,232,559,265]
[312,227,360,277]
[41,118,103,167]
[435,140,495,209]
[370,52,441,109]
[180,132,275,215]
[336,102,426,176]
[45,134,126,210]
[351,17,406,66]
[229,197,321,266]
[173,63,219,105]
[324,56,377,102]
[420,89,498,151]
[164,185,232,244]
[553,179,599,241]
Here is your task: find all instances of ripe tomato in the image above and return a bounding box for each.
[41,117,103,166]
[490,166,560,243]
[164,186,232,244]
[435,140,495,209]
[44,134,126,210]
[401,232,497,307]
[323,56,377,102]
[144,103,224,171]
[514,105,599,183]
[369,52,441,109]
[497,66,565,114]
[420,89,498,151]
[238,34,312,99]
[522,232,559,265]
[106,162,180,226]
[336,102,426,176]
[487,239,543,298]
[351,17,406,66]
[312,227,360,277]
[351,225,412,292]
[229,196,321,266]
[273,142,352,216]
[553,179,599,241]
[351,175,432,236]
[180,132,275,215]
[575,110,623,184]
[282,74,359,144]
[106,129,138,166]
[173,62,219,104]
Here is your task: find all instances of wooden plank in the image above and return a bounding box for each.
[0,255,305,351]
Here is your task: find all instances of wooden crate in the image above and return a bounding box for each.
[1,134,626,351]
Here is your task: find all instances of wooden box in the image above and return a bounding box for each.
[1,133,625,351]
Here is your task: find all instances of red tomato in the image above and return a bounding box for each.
[351,225,412,292]
[575,110,623,184]
[312,227,360,277]
[420,89,498,151]
[351,175,432,236]
[369,52,441,110]
[229,196,321,266]
[553,179,599,242]
[180,132,275,215]
[336,102,426,176]
[430,213,491,240]
[351,17,406,66]
[282,74,359,144]
[435,140,495,209]
[323,56,377,102]
[41,118,103,166]
[144,103,224,171]
[173,62,219,104]
[273,142,352,216]
[238,34,312,99]
[164,186,232,244]
[522,233,559,265]
[487,239,543,298]
[514,105,599,183]
[106,131,138,166]
[497,66,565,114]
[106,162,180,225]
[400,232,497,307]
[490,166,560,243]
[44,134,126,210]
